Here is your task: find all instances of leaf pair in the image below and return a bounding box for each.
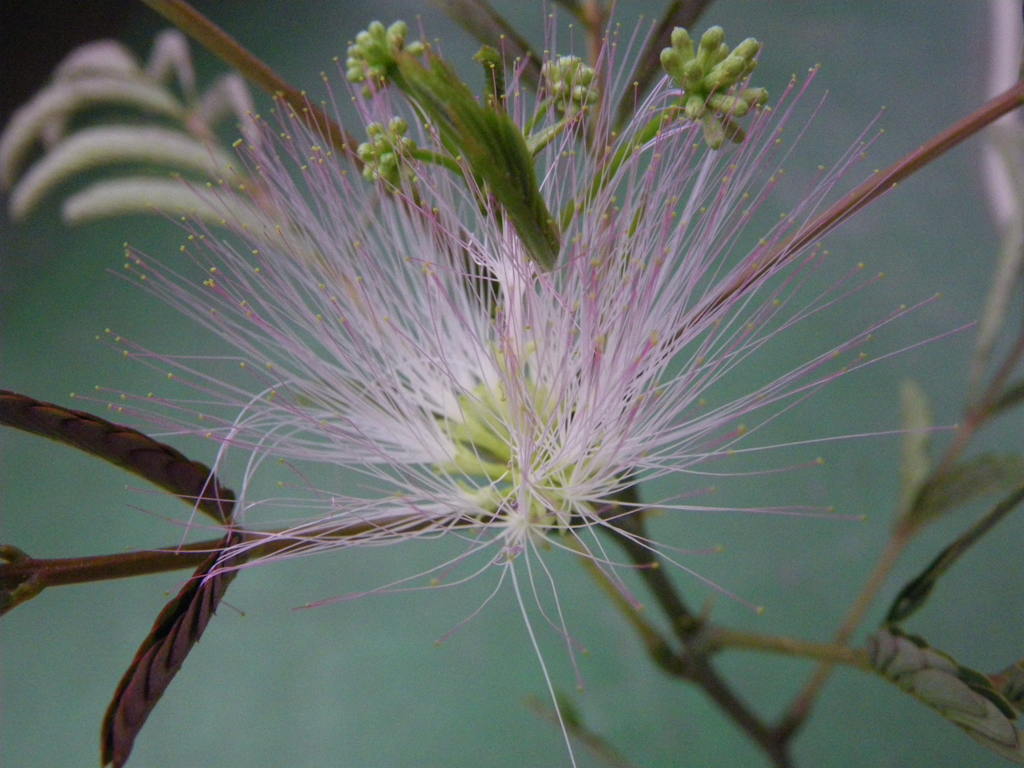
[0,391,240,767]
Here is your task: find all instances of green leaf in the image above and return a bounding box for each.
[897,379,933,526]
[994,379,1024,417]
[913,453,1024,526]
[886,482,1024,624]
[993,660,1024,715]
[395,52,560,269]
[868,628,1024,763]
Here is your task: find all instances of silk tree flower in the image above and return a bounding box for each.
[110,23,898,631]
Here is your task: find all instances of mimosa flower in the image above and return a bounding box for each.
[111,23,899,626]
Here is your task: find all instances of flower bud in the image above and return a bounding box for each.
[660,25,768,149]
[345,19,425,88]
[541,55,598,116]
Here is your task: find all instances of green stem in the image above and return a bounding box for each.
[710,628,871,669]
[523,98,554,136]
[527,114,580,156]
[525,695,642,768]
[411,148,463,175]
[139,0,357,157]
[562,108,675,230]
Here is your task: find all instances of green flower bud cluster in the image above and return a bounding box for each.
[541,55,598,115]
[357,117,417,185]
[660,26,768,149]
[345,20,424,86]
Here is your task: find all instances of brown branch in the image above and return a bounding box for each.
[686,79,1024,338]
[581,0,609,70]
[606,494,792,768]
[0,513,467,600]
[0,388,244,766]
[0,544,212,596]
[431,0,542,88]
[138,0,357,156]
[614,0,717,128]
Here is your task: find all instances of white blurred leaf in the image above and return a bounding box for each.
[146,29,197,97]
[52,39,140,81]
[0,77,184,188]
[9,126,240,219]
[62,177,263,232]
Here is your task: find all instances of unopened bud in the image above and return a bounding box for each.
[659,24,768,150]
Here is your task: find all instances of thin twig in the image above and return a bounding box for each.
[773,527,910,740]
[139,0,357,156]
[0,545,212,593]
[0,511,450,600]
[551,0,584,20]
[430,0,542,88]
[709,628,871,669]
[776,285,1024,740]
[577,551,684,675]
[526,695,644,768]
[581,0,608,71]
[685,80,1024,338]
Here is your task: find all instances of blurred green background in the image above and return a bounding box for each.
[1,2,1022,767]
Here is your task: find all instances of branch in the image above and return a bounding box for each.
[0,389,243,765]
[526,694,644,768]
[685,80,1024,337]
[709,628,871,669]
[775,320,1024,740]
[431,0,542,88]
[603,492,792,768]
[138,0,357,156]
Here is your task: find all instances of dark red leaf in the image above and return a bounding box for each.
[0,390,242,764]
[0,390,232,523]
[101,530,244,767]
